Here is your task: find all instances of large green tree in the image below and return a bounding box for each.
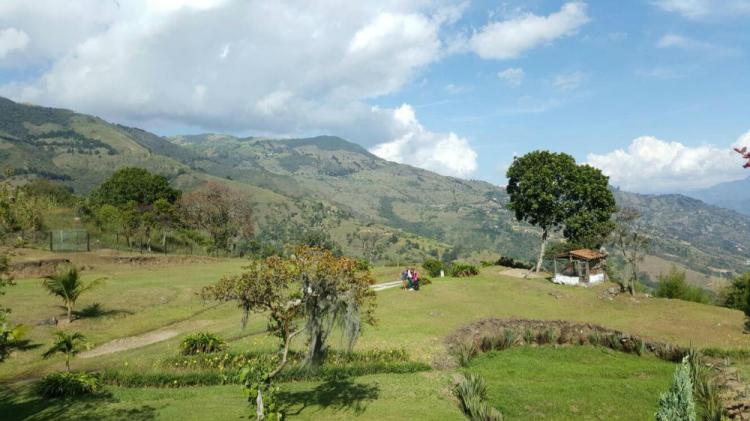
[506,151,615,272]
[89,168,181,251]
[90,167,179,208]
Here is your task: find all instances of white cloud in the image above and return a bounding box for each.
[370,104,477,177]
[0,28,29,59]
[654,0,750,19]
[497,68,524,87]
[444,83,471,95]
[553,71,584,90]
[469,2,589,60]
[587,133,750,193]
[656,33,739,57]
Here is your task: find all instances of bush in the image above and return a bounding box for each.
[453,342,478,367]
[654,267,710,304]
[449,263,479,277]
[422,258,445,277]
[721,273,750,315]
[35,371,100,398]
[179,332,226,355]
[455,373,504,421]
[495,256,533,270]
[655,358,696,421]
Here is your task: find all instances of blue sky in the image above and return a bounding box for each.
[0,0,748,192]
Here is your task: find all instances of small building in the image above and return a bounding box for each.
[553,249,607,286]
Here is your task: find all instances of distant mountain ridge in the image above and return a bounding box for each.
[685,177,750,216]
[0,96,749,279]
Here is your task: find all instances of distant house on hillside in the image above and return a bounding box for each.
[553,249,607,286]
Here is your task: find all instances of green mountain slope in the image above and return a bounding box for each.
[0,96,748,279]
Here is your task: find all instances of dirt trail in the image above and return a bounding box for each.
[80,319,213,358]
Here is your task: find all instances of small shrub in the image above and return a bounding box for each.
[179,332,226,355]
[686,349,726,421]
[422,258,445,277]
[523,329,535,345]
[536,328,556,345]
[35,371,100,398]
[456,374,504,421]
[496,256,533,270]
[449,263,479,277]
[453,342,478,367]
[655,358,696,421]
[655,267,710,304]
[501,330,516,350]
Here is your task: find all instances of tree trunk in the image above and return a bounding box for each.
[66,353,71,372]
[240,304,250,330]
[256,386,264,420]
[535,229,548,273]
[67,304,73,323]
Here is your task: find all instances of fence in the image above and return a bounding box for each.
[49,229,90,252]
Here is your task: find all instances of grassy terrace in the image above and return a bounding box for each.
[1,253,747,419]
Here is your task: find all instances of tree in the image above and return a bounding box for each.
[180,182,253,255]
[42,267,104,323]
[89,168,181,250]
[721,273,750,315]
[654,267,710,304]
[295,247,376,366]
[42,331,87,372]
[0,252,23,362]
[610,208,651,295]
[90,167,180,208]
[0,182,47,239]
[506,151,616,272]
[562,164,617,249]
[655,358,696,421]
[203,248,375,420]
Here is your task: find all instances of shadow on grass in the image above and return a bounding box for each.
[278,376,380,416]
[0,386,156,421]
[73,303,133,320]
[8,338,42,352]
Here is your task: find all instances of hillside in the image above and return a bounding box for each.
[1,96,749,279]
[685,177,750,216]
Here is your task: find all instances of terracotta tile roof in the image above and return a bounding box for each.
[567,249,606,260]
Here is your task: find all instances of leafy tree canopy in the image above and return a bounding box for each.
[90,167,180,208]
[506,151,616,271]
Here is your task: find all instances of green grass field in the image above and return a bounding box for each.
[1,253,748,419]
[467,347,674,420]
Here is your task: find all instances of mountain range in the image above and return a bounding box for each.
[685,177,750,217]
[1,96,749,282]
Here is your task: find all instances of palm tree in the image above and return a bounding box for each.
[42,267,104,323]
[42,330,86,372]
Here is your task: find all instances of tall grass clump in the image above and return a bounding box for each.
[453,342,478,367]
[655,358,696,421]
[686,349,726,421]
[455,373,504,421]
[449,263,479,277]
[179,332,226,355]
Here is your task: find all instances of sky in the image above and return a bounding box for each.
[0,0,748,193]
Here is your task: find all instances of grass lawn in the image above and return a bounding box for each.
[3,259,748,380]
[467,346,675,421]
[1,256,747,420]
[0,372,461,420]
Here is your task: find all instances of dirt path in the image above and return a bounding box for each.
[371,280,403,292]
[80,319,213,358]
